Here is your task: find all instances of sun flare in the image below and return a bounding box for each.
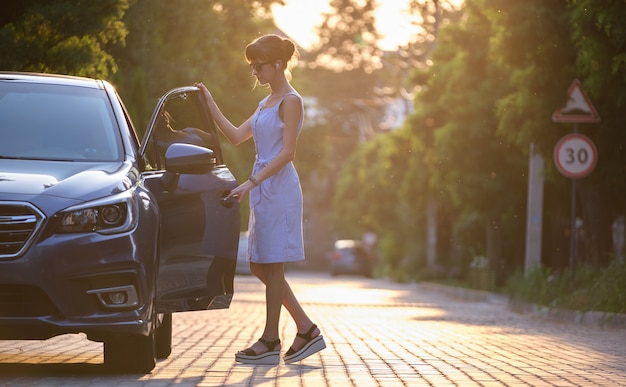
[271,0,463,51]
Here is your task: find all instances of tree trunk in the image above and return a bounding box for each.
[426,198,437,270]
[486,218,501,271]
[578,180,614,265]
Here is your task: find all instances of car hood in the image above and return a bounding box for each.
[0,159,137,214]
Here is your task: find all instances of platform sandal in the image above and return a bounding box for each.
[284,324,326,364]
[235,337,281,365]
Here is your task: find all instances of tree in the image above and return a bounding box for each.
[568,0,626,265]
[112,0,277,132]
[0,0,129,78]
[380,0,529,280]
[384,0,463,97]
[296,0,388,257]
[330,0,626,281]
[484,0,574,151]
[479,0,576,269]
[307,0,463,276]
[333,128,426,278]
[486,0,626,266]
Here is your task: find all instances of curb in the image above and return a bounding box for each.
[419,282,626,329]
[508,299,626,329]
[418,282,507,305]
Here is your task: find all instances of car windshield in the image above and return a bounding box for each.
[0,82,122,161]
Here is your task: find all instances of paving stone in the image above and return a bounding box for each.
[0,272,624,386]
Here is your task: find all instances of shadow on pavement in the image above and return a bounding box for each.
[0,362,115,377]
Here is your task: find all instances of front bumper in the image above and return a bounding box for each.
[0,228,157,341]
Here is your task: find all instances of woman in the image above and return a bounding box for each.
[195,34,326,365]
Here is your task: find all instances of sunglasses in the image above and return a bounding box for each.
[249,61,275,72]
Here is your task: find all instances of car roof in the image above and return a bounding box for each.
[0,71,103,89]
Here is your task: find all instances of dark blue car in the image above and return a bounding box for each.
[0,72,240,373]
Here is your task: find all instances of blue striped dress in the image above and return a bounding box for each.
[247,92,305,263]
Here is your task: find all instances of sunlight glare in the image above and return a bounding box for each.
[272,0,463,51]
[271,1,331,49]
[375,1,422,50]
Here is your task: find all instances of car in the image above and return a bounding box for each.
[329,240,373,278]
[0,72,240,373]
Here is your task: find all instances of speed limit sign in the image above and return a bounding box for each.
[553,133,597,178]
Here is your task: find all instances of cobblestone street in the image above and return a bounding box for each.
[0,271,624,386]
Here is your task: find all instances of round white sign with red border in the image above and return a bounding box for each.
[553,134,597,178]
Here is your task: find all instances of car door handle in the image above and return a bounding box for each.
[220,193,238,208]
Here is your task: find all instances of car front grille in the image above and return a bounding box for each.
[0,202,44,258]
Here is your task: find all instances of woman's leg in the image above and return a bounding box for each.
[250,262,320,352]
[261,262,285,341]
[242,262,284,354]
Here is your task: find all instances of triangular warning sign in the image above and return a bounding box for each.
[552,79,600,123]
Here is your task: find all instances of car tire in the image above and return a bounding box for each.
[104,305,157,373]
[156,313,172,359]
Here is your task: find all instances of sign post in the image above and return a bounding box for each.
[552,79,600,285]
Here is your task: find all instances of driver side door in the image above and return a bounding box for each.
[141,87,240,313]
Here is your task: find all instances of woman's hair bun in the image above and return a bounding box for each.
[282,37,296,59]
[245,34,298,64]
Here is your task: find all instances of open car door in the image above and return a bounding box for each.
[140,86,240,313]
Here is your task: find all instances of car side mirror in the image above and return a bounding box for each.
[164,143,216,174]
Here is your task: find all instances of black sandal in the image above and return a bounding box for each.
[284,324,326,364]
[235,337,281,365]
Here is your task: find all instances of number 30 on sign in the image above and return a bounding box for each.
[553,133,597,179]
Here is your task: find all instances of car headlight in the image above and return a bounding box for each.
[56,192,137,234]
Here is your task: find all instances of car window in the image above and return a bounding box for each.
[143,91,221,171]
[0,82,122,161]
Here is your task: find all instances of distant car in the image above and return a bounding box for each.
[235,231,252,275]
[0,72,240,373]
[329,240,373,277]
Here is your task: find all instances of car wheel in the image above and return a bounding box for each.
[104,306,157,373]
[156,313,172,359]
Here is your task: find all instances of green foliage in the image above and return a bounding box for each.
[113,0,276,132]
[333,130,420,229]
[506,261,626,314]
[586,260,626,313]
[330,0,626,282]
[569,0,626,105]
[506,266,567,307]
[566,1,626,266]
[484,0,574,154]
[424,5,526,218]
[398,0,529,273]
[377,232,421,283]
[297,67,384,189]
[298,0,463,269]
[0,0,129,78]
[332,127,431,278]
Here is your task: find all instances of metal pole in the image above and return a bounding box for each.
[569,123,579,288]
[524,142,544,275]
[570,178,576,288]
